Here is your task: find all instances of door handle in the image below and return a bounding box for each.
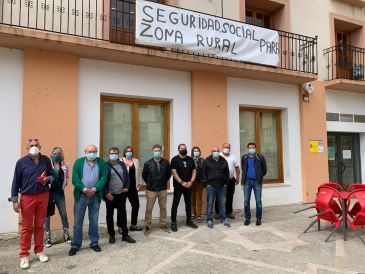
[341,162,346,174]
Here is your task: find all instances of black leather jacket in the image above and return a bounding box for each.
[142,158,171,192]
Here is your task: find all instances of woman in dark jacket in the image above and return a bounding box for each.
[191,146,205,223]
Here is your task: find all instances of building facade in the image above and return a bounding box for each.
[0,0,364,233]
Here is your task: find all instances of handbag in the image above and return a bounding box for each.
[47,192,55,217]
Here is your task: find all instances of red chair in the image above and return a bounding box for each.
[293,182,342,215]
[346,189,365,245]
[347,184,365,218]
[304,186,343,242]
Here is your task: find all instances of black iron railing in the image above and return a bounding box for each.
[324,44,365,81]
[0,0,318,74]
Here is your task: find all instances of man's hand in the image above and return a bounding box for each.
[13,202,20,213]
[41,176,50,185]
[121,188,128,193]
[235,179,239,185]
[186,181,193,188]
[106,193,114,201]
[85,188,95,197]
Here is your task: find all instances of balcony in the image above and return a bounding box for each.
[0,0,318,84]
[324,44,365,92]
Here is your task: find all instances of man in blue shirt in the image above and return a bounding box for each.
[241,142,267,226]
[10,138,54,269]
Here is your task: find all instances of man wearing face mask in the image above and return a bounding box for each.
[104,147,136,244]
[10,138,54,269]
[142,144,172,236]
[202,146,231,229]
[215,143,240,219]
[69,144,108,256]
[241,142,267,226]
[170,144,198,232]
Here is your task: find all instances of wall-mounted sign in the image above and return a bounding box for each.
[135,0,280,67]
[310,140,324,153]
[328,147,335,160]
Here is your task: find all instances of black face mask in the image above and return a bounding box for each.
[179,149,188,156]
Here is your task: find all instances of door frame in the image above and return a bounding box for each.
[327,132,362,186]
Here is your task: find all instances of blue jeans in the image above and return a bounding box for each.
[71,194,100,250]
[44,193,69,231]
[206,185,227,222]
[243,179,262,220]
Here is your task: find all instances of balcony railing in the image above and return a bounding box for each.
[324,44,365,81]
[0,0,318,74]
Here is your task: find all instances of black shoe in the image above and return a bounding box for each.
[244,219,250,226]
[130,225,143,232]
[122,235,136,244]
[69,248,78,256]
[227,213,235,219]
[90,245,102,252]
[171,222,178,232]
[186,220,198,229]
[256,219,262,226]
[109,235,115,244]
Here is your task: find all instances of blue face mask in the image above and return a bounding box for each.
[86,152,97,161]
[125,151,133,158]
[212,151,220,158]
[193,151,200,158]
[153,151,161,158]
[109,154,119,161]
[248,148,256,155]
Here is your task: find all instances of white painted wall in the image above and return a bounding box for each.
[227,78,303,209]
[78,59,191,224]
[326,89,365,132]
[0,47,23,233]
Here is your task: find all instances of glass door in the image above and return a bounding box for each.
[327,132,361,189]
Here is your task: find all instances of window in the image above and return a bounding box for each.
[239,108,283,182]
[110,0,163,44]
[100,96,170,168]
[245,9,272,28]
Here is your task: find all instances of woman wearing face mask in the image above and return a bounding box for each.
[191,146,205,223]
[44,147,71,248]
[120,146,144,232]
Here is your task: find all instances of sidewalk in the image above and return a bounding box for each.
[1,204,365,273]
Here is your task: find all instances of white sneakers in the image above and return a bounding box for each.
[35,252,49,263]
[20,257,29,269]
[20,253,48,269]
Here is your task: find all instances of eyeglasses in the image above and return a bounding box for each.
[28,138,39,143]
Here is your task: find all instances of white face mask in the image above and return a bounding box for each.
[222,148,230,154]
[29,146,40,156]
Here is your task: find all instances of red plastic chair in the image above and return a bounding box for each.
[346,189,365,245]
[318,184,342,216]
[304,186,343,242]
[347,184,365,218]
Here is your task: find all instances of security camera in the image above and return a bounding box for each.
[304,83,314,94]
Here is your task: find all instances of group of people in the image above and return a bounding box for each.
[10,138,267,270]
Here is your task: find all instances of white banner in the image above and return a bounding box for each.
[135,0,280,67]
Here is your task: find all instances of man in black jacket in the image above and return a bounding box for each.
[241,142,267,226]
[142,144,172,236]
[202,146,231,229]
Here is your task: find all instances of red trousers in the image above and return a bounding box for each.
[19,191,49,258]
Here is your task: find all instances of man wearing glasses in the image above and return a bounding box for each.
[69,144,108,256]
[10,139,54,270]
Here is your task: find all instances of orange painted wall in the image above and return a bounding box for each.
[22,49,78,229]
[299,82,329,202]
[191,71,227,156]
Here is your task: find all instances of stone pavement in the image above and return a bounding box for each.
[1,204,365,273]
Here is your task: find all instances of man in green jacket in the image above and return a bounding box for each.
[69,144,108,256]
